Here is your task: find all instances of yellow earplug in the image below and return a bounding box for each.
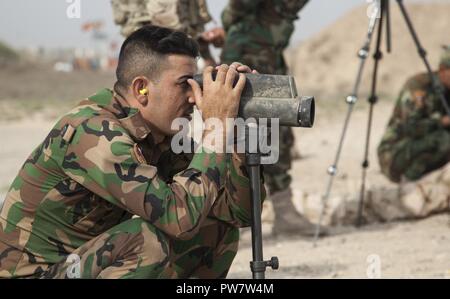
[139,88,148,95]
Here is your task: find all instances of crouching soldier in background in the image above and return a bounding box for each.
[364,45,450,221]
[316,45,450,226]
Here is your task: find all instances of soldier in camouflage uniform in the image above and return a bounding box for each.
[220,0,316,236]
[0,25,262,278]
[111,0,220,66]
[351,45,450,223]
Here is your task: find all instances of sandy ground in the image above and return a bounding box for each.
[1,100,448,278]
[229,214,450,278]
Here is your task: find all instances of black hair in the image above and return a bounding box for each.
[115,25,199,91]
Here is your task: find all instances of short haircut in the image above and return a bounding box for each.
[115,25,199,91]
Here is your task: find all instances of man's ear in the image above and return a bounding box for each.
[131,76,152,106]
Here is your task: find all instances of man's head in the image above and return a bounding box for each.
[115,25,199,137]
[438,45,450,90]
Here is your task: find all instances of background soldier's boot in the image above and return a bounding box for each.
[271,188,321,237]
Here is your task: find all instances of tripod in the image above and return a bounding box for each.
[314,0,450,242]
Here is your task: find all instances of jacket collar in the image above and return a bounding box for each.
[88,88,165,144]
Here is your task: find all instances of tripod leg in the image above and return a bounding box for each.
[248,161,265,279]
[386,0,391,52]
[356,0,387,227]
[313,3,380,243]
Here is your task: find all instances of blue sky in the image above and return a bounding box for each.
[0,0,443,49]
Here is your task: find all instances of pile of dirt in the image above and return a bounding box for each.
[290,3,450,102]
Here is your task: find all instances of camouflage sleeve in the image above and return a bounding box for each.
[208,153,266,228]
[62,116,228,240]
[221,0,264,31]
[397,88,443,138]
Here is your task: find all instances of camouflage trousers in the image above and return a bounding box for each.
[35,218,239,279]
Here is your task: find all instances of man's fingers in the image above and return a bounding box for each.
[229,62,255,74]
[215,64,229,83]
[203,66,214,85]
[236,65,252,73]
[225,66,238,88]
[187,79,203,106]
[234,73,246,94]
[229,62,242,69]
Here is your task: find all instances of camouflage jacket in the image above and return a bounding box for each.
[0,89,259,277]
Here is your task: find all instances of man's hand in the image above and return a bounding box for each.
[200,27,225,48]
[188,64,245,122]
[187,63,258,152]
[187,62,258,121]
[441,115,450,127]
